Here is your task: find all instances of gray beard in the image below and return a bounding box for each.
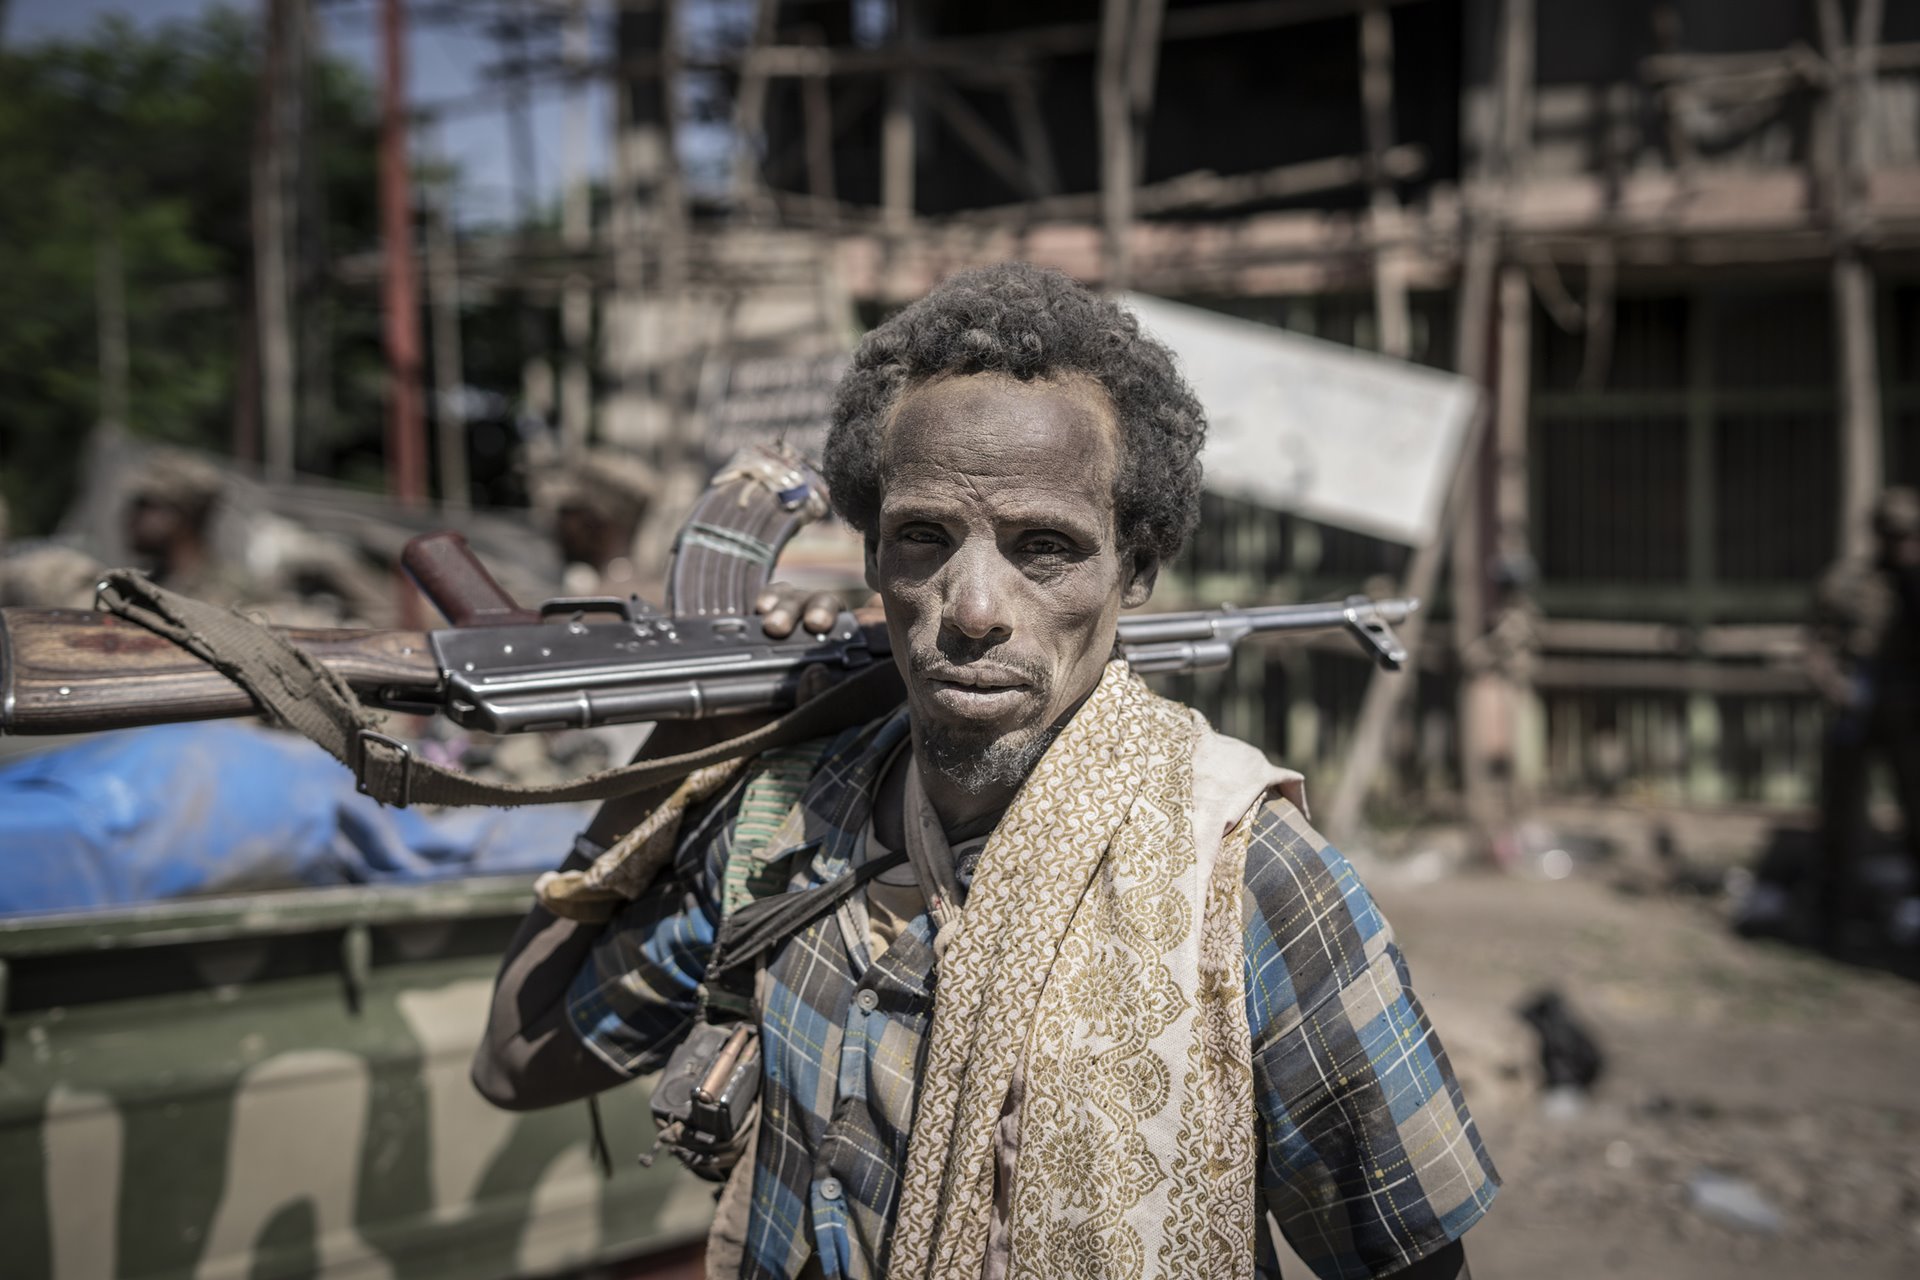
[919,719,1062,796]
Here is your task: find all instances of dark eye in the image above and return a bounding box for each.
[1021,535,1070,556]
[899,526,948,546]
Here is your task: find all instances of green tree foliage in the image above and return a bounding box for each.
[0,7,380,536]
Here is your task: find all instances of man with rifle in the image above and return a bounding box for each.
[469,265,1497,1279]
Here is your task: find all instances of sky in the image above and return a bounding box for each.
[4,0,613,226]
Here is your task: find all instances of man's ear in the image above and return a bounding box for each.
[864,535,882,594]
[1121,552,1159,608]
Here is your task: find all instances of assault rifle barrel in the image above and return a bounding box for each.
[1117,596,1417,674]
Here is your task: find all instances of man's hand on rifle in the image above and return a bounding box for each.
[754,582,845,640]
[756,582,886,705]
[564,584,873,851]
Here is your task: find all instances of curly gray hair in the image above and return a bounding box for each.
[822,263,1207,565]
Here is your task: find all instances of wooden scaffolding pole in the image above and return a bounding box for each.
[730,0,780,212]
[1833,259,1881,555]
[1359,0,1409,358]
[1454,0,1533,846]
[799,28,837,202]
[1493,266,1532,609]
[1819,0,1886,558]
[1326,0,1527,842]
[959,145,1416,225]
[1486,262,1537,797]
[1325,238,1495,844]
[1127,0,1168,182]
[1097,0,1166,288]
[1007,72,1062,199]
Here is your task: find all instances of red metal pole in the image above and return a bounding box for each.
[379,0,427,506]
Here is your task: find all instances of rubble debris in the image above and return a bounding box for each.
[1517,988,1605,1091]
[1654,824,1728,896]
[1686,1169,1784,1235]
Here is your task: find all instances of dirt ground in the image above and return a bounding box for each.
[1337,808,1920,1280]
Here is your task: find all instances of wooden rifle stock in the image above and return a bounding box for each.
[0,608,439,735]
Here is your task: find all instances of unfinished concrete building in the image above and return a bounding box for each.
[567,0,1920,818]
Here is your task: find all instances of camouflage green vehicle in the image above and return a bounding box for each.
[0,877,712,1280]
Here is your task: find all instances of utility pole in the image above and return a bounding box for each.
[1819,0,1886,558]
[379,0,427,506]
[1359,0,1409,359]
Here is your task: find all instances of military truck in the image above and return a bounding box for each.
[0,876,712,1280]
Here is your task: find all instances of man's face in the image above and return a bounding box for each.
[1880,526,1920,571]
[126,496,188,558]
[868,373,1153,793]
[555,501,601,567]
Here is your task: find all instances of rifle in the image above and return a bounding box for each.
[0,447,1416,745]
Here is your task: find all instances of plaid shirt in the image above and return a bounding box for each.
[569,711,1498,1279]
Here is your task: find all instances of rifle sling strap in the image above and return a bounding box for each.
[702,848,909,1015]
[94,569,902,809]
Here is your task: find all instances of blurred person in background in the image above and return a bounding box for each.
[1807,486,1920,951]
[112,448,390,626]
[122,449,249,605]
[532,448,659,599]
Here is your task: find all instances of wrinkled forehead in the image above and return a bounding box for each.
[880,371,1120,477]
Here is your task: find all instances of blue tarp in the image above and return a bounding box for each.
[0,723,587,914]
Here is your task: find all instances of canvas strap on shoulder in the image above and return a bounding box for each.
[701,848,908,1018]
[93,568,902,810]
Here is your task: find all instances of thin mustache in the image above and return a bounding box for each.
[909,652,1043,689]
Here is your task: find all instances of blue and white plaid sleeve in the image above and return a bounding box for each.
[565,780,747,1077]
[1243,798,1499,1280]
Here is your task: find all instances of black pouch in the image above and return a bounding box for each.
[647,1020,762,1181]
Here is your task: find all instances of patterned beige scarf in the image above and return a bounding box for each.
[889,660,1294,1280]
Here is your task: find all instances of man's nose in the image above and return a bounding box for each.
[940,546,1013,642]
